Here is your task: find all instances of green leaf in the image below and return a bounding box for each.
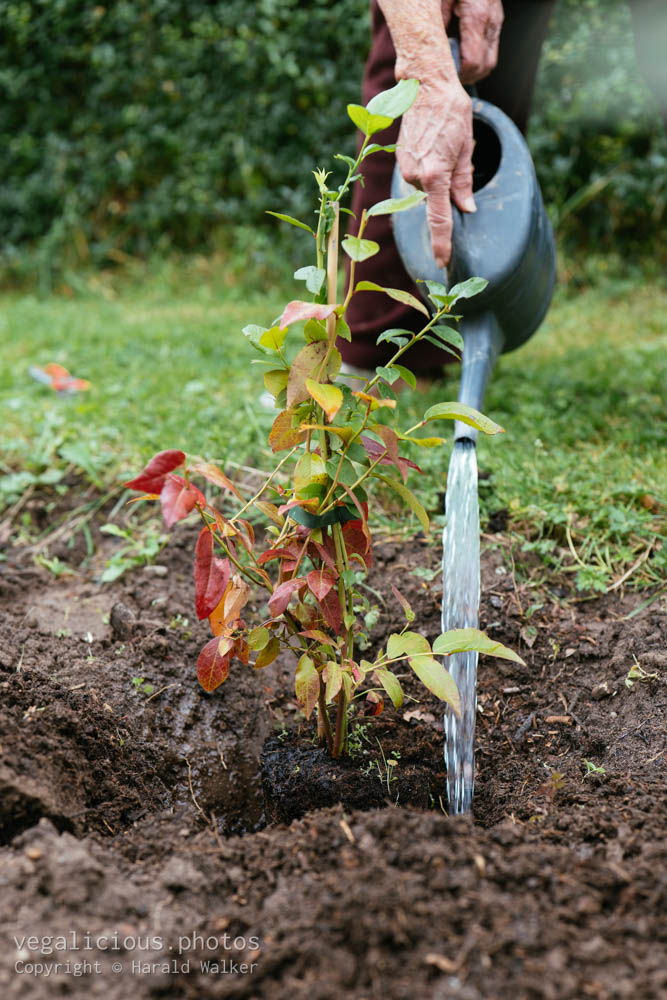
[423,279,451,304]
[448,276,489,301]
[341,235,380,263]
[423,402,504,435]
[367,190,427,218]
[336,317,352,342]
[294,266,326,295]
[304,319,327,343]
[264,369,289,398]
[347,104,393,136]
[387,631,430,659]
[375,667,404,710]
[363,143,397,156]
[408,655,461,714]
[431,325,464,352]
[242,324,270,354]
[375,365,401,385]
[355,281,429,317]
[376,328,412,348]
[247,626,270,651]
[375,474,430,533]
[433,628,525,664]
[391,364,416,389]
[366,78,419,119]
[295,654,320,719]
[266,211,314,235]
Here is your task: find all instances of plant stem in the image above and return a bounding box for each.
[317,674,333,752]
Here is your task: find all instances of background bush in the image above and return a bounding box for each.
[0,0,664,282]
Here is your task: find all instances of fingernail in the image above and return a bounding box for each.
[436,257,446,270]
[463,197,477,213]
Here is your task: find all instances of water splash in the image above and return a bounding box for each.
[442,438,480,814]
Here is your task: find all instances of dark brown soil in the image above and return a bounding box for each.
[0,492,665,999]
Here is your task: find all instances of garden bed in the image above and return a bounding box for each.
[0,493,665,999]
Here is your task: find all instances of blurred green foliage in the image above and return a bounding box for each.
[529,0,666,256]
[0,0,664,284]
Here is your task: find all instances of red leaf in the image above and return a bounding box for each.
[309,539,338,573]
[363,691,384,716]
[342,520,373,568]
[280,300,338,330]
[307,568,337,602]
[124,450,186,493]
[391,583,414,622]
[190,461,245,501]
[258,547,298,566]
[160,474,205,528]
[339,486,372,559]
[361,435,422,483]
[318,590,343,635]
[194,528,230,620]
[269,577,307,617]
[197,636,233,692]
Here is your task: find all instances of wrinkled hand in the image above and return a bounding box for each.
[443,0,504,84]
[396,78,475,268]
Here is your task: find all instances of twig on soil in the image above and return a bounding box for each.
[209,811,225,850]
[145,681,180,702]
[512,712,535,745]
[184,756,207,821]
[606,544,652,593]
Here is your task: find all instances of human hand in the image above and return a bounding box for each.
[396,77,475,268]
[447,0,504,84]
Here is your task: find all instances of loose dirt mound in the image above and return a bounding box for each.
[0,503,665,999]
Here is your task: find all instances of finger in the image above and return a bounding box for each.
[450,127,476,214]
[456,4,503,83]
[421,158,454,268]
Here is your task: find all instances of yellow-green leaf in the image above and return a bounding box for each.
[325,661,343,703]
[375,667,404,709]
[408,654,461,715]
[433,628,524,664]
[423,402,504,435]
[355,280,429,317]
[294,452,328,495]
[255,637,280,669]
[305,379,343,422]
[387,631,430,659]
[341,236,380,263]
[260,325,288,351]
[264,369,289,398]
[295,654,320,719]
[247,626,270,651]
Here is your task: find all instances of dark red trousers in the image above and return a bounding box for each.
[341,0,666,373]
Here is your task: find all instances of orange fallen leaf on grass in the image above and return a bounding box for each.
[29,363,91,394]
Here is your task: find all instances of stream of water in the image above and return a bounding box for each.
[442,438,480,815]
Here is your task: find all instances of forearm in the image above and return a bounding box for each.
[377,0,457,85]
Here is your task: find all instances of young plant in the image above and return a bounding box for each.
[124,81,523,757]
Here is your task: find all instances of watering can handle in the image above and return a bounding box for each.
[448,37,479,97]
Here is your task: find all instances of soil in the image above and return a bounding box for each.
[0,487,665,1000]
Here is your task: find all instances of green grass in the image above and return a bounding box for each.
[1,259,665,593]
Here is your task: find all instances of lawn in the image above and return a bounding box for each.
[1,257,665,592]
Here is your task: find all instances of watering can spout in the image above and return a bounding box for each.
[454,312,503,443]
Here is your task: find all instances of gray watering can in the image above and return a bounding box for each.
[391,51,556,437]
